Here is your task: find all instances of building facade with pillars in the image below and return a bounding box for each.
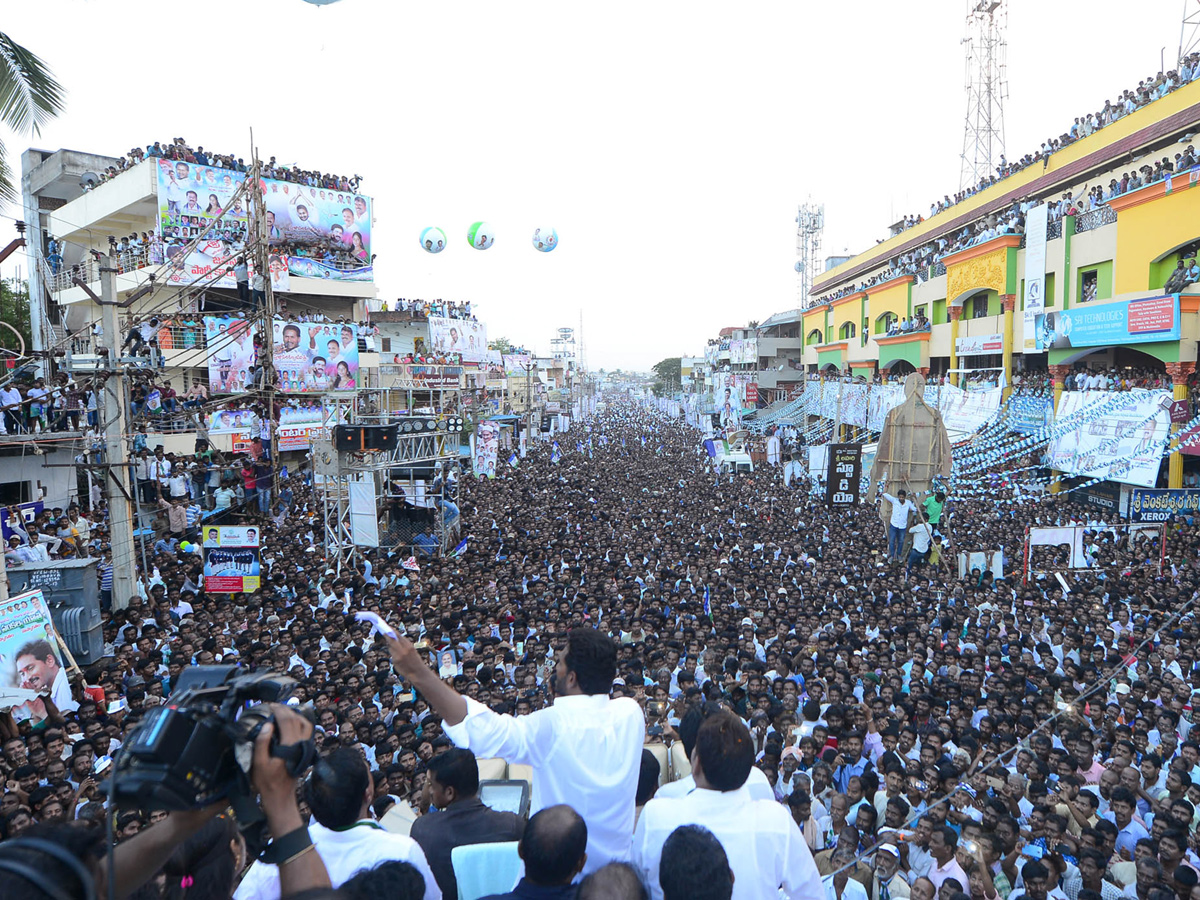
[790,76,1200,488]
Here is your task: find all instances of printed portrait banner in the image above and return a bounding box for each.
[272,319,359,392]
[287,257,374,282]
[0,588,75,723]
[428,316,488,362]
[936,385,1003,435]
[503,354,532,376]
[1008,395,1054,434]
[1022,203,1049,355]
[1129,488,1200,522]
[155,160,290,290]
[1034,295,1180,350]
[474,421,500,479]
[202,527,261,593]
[263,181,372,261]
[1048,390,1171,488]
[208,407,260,434]
[205,317,259,395]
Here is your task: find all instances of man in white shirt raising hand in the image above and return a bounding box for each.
[385,626,645,878]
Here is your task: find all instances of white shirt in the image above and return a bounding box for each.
[443,693,645,876]
[825,875,871,900]
[909,522,933,553]
[632,784,824,900]
[234,819,441,900]
[882,494,916,529]
[656,766,776,803]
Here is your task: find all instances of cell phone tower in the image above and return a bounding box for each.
[795,202,824,306]
[959,0,1009,194]
[1180,0,1200,64]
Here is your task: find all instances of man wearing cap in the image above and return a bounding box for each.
[873,843,911,900]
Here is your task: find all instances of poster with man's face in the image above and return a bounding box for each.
[0,589,76,724]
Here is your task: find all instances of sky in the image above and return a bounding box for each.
[0,1,1190,370]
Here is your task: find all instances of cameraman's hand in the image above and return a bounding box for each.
[251,704,312,816]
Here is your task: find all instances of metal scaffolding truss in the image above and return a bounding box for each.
[315,427,461,573]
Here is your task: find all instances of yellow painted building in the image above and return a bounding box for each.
[793,77,1200,487]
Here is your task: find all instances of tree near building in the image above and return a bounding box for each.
[0,33,65,203]
[489,336,515,354]
[651,357,681,397]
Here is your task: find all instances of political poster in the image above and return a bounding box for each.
[287,257,374,282]
[208,407,260,434]
[276,404,328,451]
[1009,395,1054,434]
[1034,295,1180,351]
[262,181,372,262]
[0,589,77,724]
[204,317,259,394]
[428,316,488,363]
[1022,203,1048,354]
[271,319,359,392]
[935,385,1003,435]
[503,354,532,376]
[474,421,500,479]
[825,444,862,507]
[202,526,261,593]
[1048,390,1171,488]
[155,160,289,291]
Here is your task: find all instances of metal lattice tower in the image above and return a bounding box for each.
[959,0,1009,193]
[1180,0,1200,66]
[795,202,824,305]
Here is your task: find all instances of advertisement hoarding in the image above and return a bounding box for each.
[1048,390,1171,487]
[1022,203,1048,353]
[1034,295,1180,350]
[825,444,862,507]
[204,317,258,394]
[0,589,77,724]
[1130,488,1200,522]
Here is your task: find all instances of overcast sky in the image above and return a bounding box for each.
[0,1,1189,369]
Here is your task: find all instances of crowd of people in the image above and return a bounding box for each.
[380,299,478,321]
[4,400,1200,900]
[807,62,1200,313]
[91,139,362,194]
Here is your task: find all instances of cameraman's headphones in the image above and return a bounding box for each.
[0,837,97,900]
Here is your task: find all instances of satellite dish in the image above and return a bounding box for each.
[79,172,99,190]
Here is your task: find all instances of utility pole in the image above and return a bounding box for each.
[99,254,137,609]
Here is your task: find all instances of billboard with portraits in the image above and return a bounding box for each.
[428,316,488,363]
[0,589,77,724]
[271,319,359,392]
[204,316,259,394]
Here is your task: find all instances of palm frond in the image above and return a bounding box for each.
[0,136,16,206]
[0,32,64,137]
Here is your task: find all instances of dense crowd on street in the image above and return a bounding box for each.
[3,399,1200,900]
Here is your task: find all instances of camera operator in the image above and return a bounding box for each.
[0,703,330,900]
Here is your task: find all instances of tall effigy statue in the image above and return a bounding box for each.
[865,373,953,526]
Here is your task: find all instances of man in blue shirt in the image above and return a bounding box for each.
[834,731,873,793]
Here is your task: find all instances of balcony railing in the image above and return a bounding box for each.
[1074,205,1117,234]
[43,245,161,292]
[932,261,946,277]
[1047,219,1063,241]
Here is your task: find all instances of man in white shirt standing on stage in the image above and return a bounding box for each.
[632,709,824,900]
[386,626,644,877]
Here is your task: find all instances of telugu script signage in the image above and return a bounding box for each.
[825,443,862,508]
[1130,488,1200,522]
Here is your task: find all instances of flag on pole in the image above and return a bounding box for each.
[450,537,468,558]
[551,447,562,464]
[508,452,519,468]
[401,556,420,572]
[703,585,712,619]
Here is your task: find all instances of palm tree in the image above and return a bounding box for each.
[0,33,64,204]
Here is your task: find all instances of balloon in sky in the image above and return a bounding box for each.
[468,222,495,250]
[532,226,558,252]
[419,227,447,254]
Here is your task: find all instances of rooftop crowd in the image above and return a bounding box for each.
[91,139,362,193]
[2,400,1200,900]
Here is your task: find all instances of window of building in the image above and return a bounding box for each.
[1080,271,1098,303]
[380,337,391,352]
[806,329,822,346]
[0,481,31,506]
[839,321,856,340]
[971,295,990,318]
[875,313,896,334]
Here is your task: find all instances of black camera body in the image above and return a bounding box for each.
[110,665,298,811]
